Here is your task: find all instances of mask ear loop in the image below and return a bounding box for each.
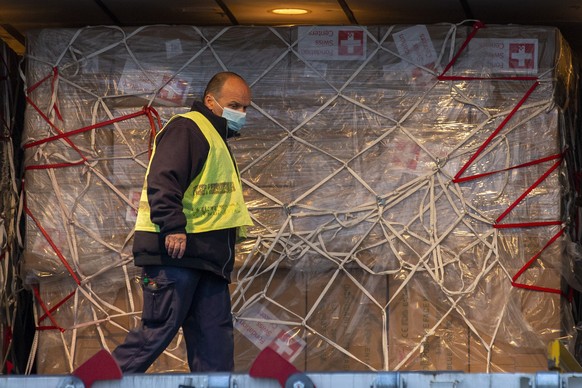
[211,95,224,114]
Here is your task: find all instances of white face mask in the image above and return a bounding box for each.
[212,97,246,132]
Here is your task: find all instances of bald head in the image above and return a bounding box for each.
[203,72,251,117]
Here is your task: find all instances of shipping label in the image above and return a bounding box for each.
[298,26,367,61]
[467,38,539,74]
[118,61,191,105]
[393,25,438,67]
[235,304,306,362]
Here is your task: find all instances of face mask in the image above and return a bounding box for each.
[213,97,246,132]
[222,107,246,132]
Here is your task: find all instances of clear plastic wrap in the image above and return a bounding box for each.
[22,22,580,373]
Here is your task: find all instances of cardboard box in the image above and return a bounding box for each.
[388,272,470,371]
[468,267,563,372]
[232,267,307,371]
[304,269,389,371]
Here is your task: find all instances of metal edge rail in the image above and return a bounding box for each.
[3,371,582,388]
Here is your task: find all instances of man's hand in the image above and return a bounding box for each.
[165,233,186,259]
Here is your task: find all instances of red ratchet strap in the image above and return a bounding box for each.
[23,69,162,332]
[438,21,485,80]
[21,177,80,287]
[22,103,160,171]
[23,104,161,170]
[443,22,566,297]
[511,228,567,298]
[24,194,80,330]
[32,284,74,333]
[26,68,63,121]
[145,107,160,159]
[452,81,540,182]
[24,67,161,169]
[494,156,562,225]
[24,86,88,168]
[453,152,561,184]
[24,205,80,285]
[24,106,161,150]
[25,174,76,331]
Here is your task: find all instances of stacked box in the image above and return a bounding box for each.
[22,23,579,373]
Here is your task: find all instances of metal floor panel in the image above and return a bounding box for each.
[2,372,582,388]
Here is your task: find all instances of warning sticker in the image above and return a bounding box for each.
[165,39,183,59]
[118,61,191,106]
[157,73,192,106]
[235,304,306,363]
[298,26,367,61]
[467,38,539,74]
[393,25,438,67]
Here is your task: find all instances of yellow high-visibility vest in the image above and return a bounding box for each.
[135,111,253,235]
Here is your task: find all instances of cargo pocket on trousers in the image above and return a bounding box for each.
[141,280,174,325]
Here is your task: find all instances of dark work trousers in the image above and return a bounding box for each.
[112,265,234,373]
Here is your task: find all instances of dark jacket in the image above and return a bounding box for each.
[132,101,238,281]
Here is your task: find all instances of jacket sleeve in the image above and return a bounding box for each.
[146,117,209,236]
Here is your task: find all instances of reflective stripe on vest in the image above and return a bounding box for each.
[135,111,253,234]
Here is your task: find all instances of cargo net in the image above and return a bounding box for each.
[1,39,23,374]
[20,22,578,374]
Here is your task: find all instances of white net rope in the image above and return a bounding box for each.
[20,22,575,373]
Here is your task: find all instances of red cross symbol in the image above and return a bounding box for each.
[509,43,535,69]
[338,30,364,56]
[268,330,303,361]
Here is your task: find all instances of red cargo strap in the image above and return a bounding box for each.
[440,21,567,297]
[23,197,80,285]
[452,81,540,183]
[23,69,163,333]
[24,66,161,169]
[438,21,485,79]
[24,106,160,150]
[453,152,561,185]
[494,157,563,225]
[511,227,566,297]
[32,284,72,332]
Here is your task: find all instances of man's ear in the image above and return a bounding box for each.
[203,94,214,110]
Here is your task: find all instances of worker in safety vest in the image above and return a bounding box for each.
[112,72,253,373]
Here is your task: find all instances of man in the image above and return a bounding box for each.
[112,72,253,373]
